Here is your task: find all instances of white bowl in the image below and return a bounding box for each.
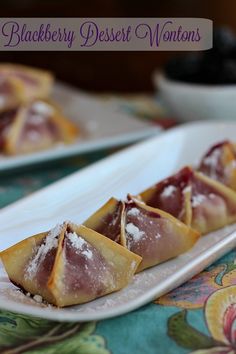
[154,71,236,122]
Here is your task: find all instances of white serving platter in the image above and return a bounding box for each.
[0,82,161,171]
[0,121,236,322]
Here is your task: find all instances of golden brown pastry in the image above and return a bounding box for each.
[0,222,142,307]
[84,198,123,243]
[0,63,54,101]
[140,166,236,234]
[4,99,79,155]
[198,140,236,191]
[0,109,18,151]
[0,77,24,113]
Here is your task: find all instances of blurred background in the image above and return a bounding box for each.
[0,0,233,92]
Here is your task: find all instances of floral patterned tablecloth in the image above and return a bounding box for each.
[0,95,235,354]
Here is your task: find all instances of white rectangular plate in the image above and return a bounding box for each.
[0,121,236,322]
[0,82,161,171]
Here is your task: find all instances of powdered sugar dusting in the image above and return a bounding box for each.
[155,232,161,239]
[26,223,63,279]
[82,249,93,259]
[109,207,121,226]
[183,185,192,194]
[161,185,177,198]
[230,160,236,168]
[191,194,206,208]
[127,208,140,217]
[203,148,221,168]
[32,101,54,116]
[226,159,236,175]
[33,294,43,303]
[131,260,137,270]
[27,130,41,142]
[126,223,145,242]
[67,232,93,259]
[67,232,85,249]
[29,114,46,125]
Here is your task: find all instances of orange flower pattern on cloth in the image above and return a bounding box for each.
[167,286,236,353]
[191,286,236,353]
[156,252,236,309]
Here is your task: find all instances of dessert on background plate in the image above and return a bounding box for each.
[0,63,53,103]
[0,77,24,113]
[0,63,79,156]
[4,99,79,155]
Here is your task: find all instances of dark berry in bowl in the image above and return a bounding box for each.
[164,27,236,85]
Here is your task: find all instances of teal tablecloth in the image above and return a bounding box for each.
[0,95,236,354]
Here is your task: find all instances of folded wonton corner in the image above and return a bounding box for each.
[198,140,236,191]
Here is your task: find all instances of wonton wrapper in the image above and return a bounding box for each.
[121,196,199,272]
[0,63,54,102]
[83,197,123,243]
[140,166,236,234]
[0,77,24,113]
[0,222,141,307]
[84,196,199,272]
[4,99,79,155]
[198,140,236,191]
[0,110,18,151]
